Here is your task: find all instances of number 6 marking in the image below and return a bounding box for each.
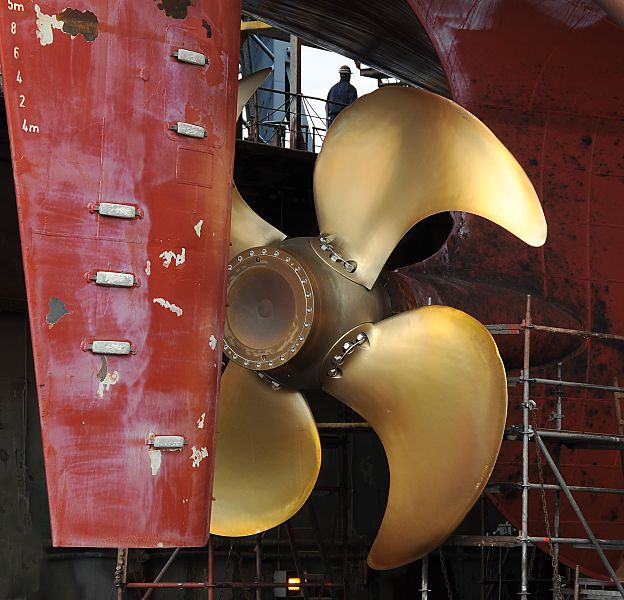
[13,46,19,59]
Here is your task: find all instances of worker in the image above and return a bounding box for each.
[326,65,358,129]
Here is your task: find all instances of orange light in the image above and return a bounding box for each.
[287,577,301,591]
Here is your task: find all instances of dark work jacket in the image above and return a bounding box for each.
[326,80,358,125]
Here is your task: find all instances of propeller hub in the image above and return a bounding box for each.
[224,247,314,370]
[225,238,392,389]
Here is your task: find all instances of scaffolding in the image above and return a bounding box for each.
[112,295,624,599]
[113,431,355,599]
[310,296,624,599]
[444,295,624,600]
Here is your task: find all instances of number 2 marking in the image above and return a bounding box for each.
[19,94,25,107]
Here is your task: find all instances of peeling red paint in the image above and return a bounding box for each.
[57,8,98,41]
[45,297,69,327]
[154,0,196,20]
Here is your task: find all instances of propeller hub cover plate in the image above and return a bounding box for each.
[224,247,314,370]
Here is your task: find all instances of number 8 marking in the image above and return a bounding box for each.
[11,21,16,34]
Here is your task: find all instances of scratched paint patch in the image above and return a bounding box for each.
[145,260,151,276]
[209,335,217,350]
[190,445,208,467]
[197,413,206,429]
[46,297,69,327]
[35,5,63,46]
[34,5,98,46]
[159,248,186,268]
[202,19,212,38]
[153,297,183,317]
[96,356,119,398]
[154,0,196,19]
[194,219,203,237]
[148,448,162,476]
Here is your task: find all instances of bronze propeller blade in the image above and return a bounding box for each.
[313,86,547,289]
[210,362,321,537]
[231,69,286,259]
[322,306,507,569]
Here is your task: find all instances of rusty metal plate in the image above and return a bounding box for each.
[407,0,624,580]
[0,0,241,546]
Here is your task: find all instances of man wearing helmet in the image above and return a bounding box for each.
[326,65,358,129]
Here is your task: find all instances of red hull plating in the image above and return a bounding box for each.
[0,0,240,546]
[408,0,624,580]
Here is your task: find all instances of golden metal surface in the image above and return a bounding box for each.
[230,186,286,259]
[264,237,391,389]
[323,306,507,569]
[314,86,547,289]
[224,246,315,370]
[237,68,272,119]
[210,362,321,537]
[230,70,286,259]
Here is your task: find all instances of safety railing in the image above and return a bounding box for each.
[240,86,351,153]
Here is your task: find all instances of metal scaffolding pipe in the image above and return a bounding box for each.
[520,295,532,599]
[447,535,624,548]
[533,430,624,448]
[527,537,624,548]
[488,482,624,495]
[255,536,262,600]
[529,324,624,342]
[125,582,344,589]
[553,362,563,598]
[534,433,624,597]
[488,323,624,342]
[522,376,624,394]
[316,422,370,430]
[505,428,624,449]
[140,548,180,600]
[208,535,214,600]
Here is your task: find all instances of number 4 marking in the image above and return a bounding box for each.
[22,119,39,133]
[16,70,22,84]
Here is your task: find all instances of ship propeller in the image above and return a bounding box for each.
[209,75,547,569]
